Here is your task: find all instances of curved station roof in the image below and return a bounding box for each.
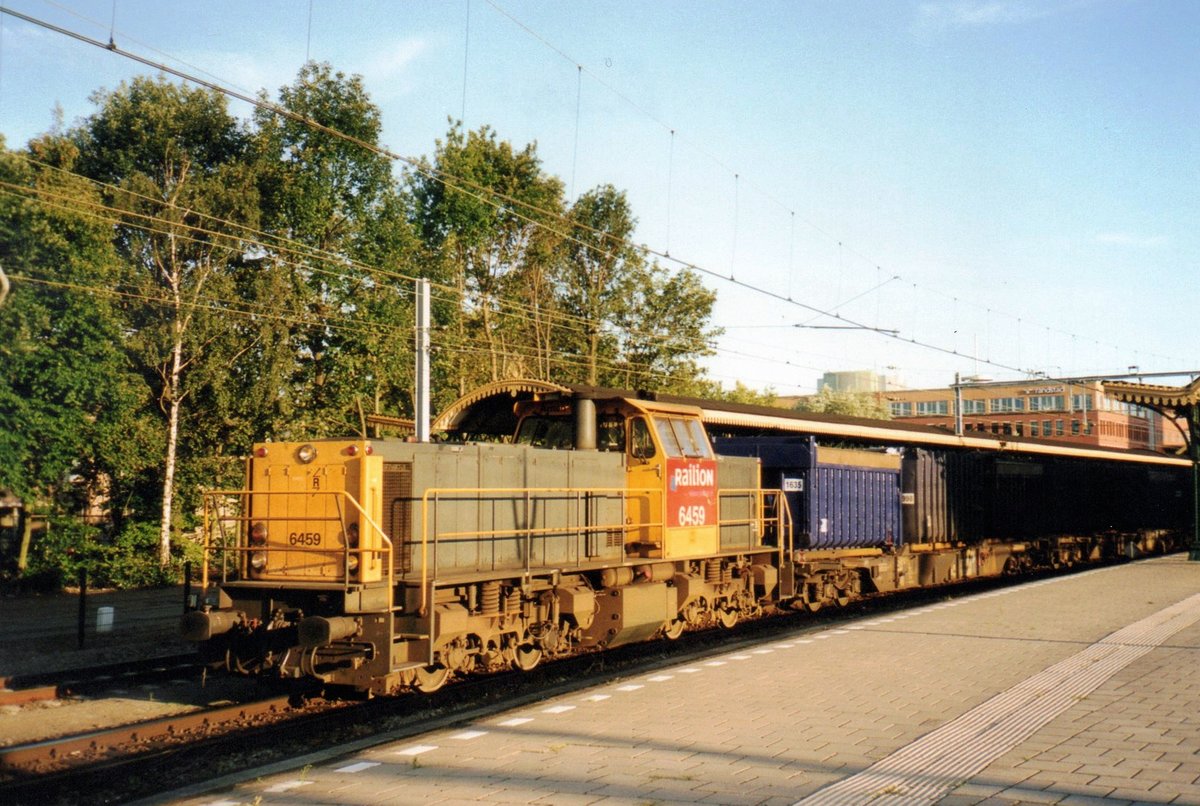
[433,379,1189,468]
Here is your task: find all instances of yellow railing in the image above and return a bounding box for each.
[199,485,790,617]
[200,489,393,594]
[417,486,649,615]
[415,485,791,615]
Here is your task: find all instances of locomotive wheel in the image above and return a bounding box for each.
[514,643,542,671]
[414,663,450,693]
[718,608,738,629]
[664,618,685,640]
[805,598,823,613]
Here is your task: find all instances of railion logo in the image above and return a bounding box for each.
[671,463,715,491]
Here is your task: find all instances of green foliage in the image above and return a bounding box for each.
[704,381,779,406]
[794,387,892,419]
[23,519,197,590]
[618,265,721,393]
[409,122,566,395]
[0,135,160,516]
[4,67,731,588]
[255,62,420,436]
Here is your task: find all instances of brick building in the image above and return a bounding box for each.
[882,378,1185,452]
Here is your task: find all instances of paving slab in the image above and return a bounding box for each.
[170,554,1200,805]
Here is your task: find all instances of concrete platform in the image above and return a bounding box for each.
[175,555,1200,805]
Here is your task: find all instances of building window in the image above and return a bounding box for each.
[1055,419,1064,436]
[890,401,913,417]
[917,400,949,416]
[1071,394,1093,411]
[961,399,986,415]
[1071,420,1081,435]
[1030,421,1040,437]
[991,397,1025,413]
[1028,395,1065,412]
[1014,422,1023,436]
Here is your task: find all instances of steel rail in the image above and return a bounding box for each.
[0,695,297,777]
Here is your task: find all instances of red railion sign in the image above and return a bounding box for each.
[666,458,718,528]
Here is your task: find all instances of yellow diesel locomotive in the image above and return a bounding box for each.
[184,386,790,694]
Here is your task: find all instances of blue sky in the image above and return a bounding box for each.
[1,0,1196,394]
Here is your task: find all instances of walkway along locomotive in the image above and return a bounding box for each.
[183,380,1189,695]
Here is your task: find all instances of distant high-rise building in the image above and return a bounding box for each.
[819,370,893,393]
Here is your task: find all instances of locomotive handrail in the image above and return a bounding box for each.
[717,487,794,574]
[416,485,791,617]
[418,486,650,616]
[200,489,393,596]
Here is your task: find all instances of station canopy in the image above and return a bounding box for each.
[1103,377,1200,410]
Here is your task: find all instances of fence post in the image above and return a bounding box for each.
[77,567,87,649]
[183,560,192,613]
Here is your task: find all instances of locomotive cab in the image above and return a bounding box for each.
[514,395,721,560]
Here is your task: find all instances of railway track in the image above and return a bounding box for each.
[0,652,200,706]
[0,565,1082,806]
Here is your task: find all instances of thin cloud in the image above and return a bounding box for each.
[360,38,428,82]
[1096,232,1168,248]
[914,1,1053,33]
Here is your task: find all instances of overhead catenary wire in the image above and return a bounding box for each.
[0,4,1185,387]
[476,0,1188,372]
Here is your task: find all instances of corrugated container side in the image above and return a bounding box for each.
[714,435,900,550]
[808,462,900,549]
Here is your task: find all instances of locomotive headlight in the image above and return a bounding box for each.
[347,554,360,573]
[249,551,267,571]
[249,522,268,546]
[296,444,318,464]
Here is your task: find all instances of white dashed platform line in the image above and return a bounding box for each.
[795,591,1200,806]
[449,730,488,740]
[648,674,675,682]
[496,717,532,727]
[584,693,611,701]
[543,704,575,714]
[264,780,312,793]
[334,761,379,773]
[616,684,644,691]
[395,744,438,757]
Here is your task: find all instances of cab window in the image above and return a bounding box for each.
[515,416,574,449]
[598,415,625,452]
[654,418,683,457]
[684,418,713,458]
[654,416,712,458]
[630,417,656,460]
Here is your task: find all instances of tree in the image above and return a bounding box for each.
[794,387,892,419]
[556,185,643,385]
[73,76,259,565]
[0,133,159,521]
[409,123,565,394]
[618,265,721,394]
[254,62,418,435]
